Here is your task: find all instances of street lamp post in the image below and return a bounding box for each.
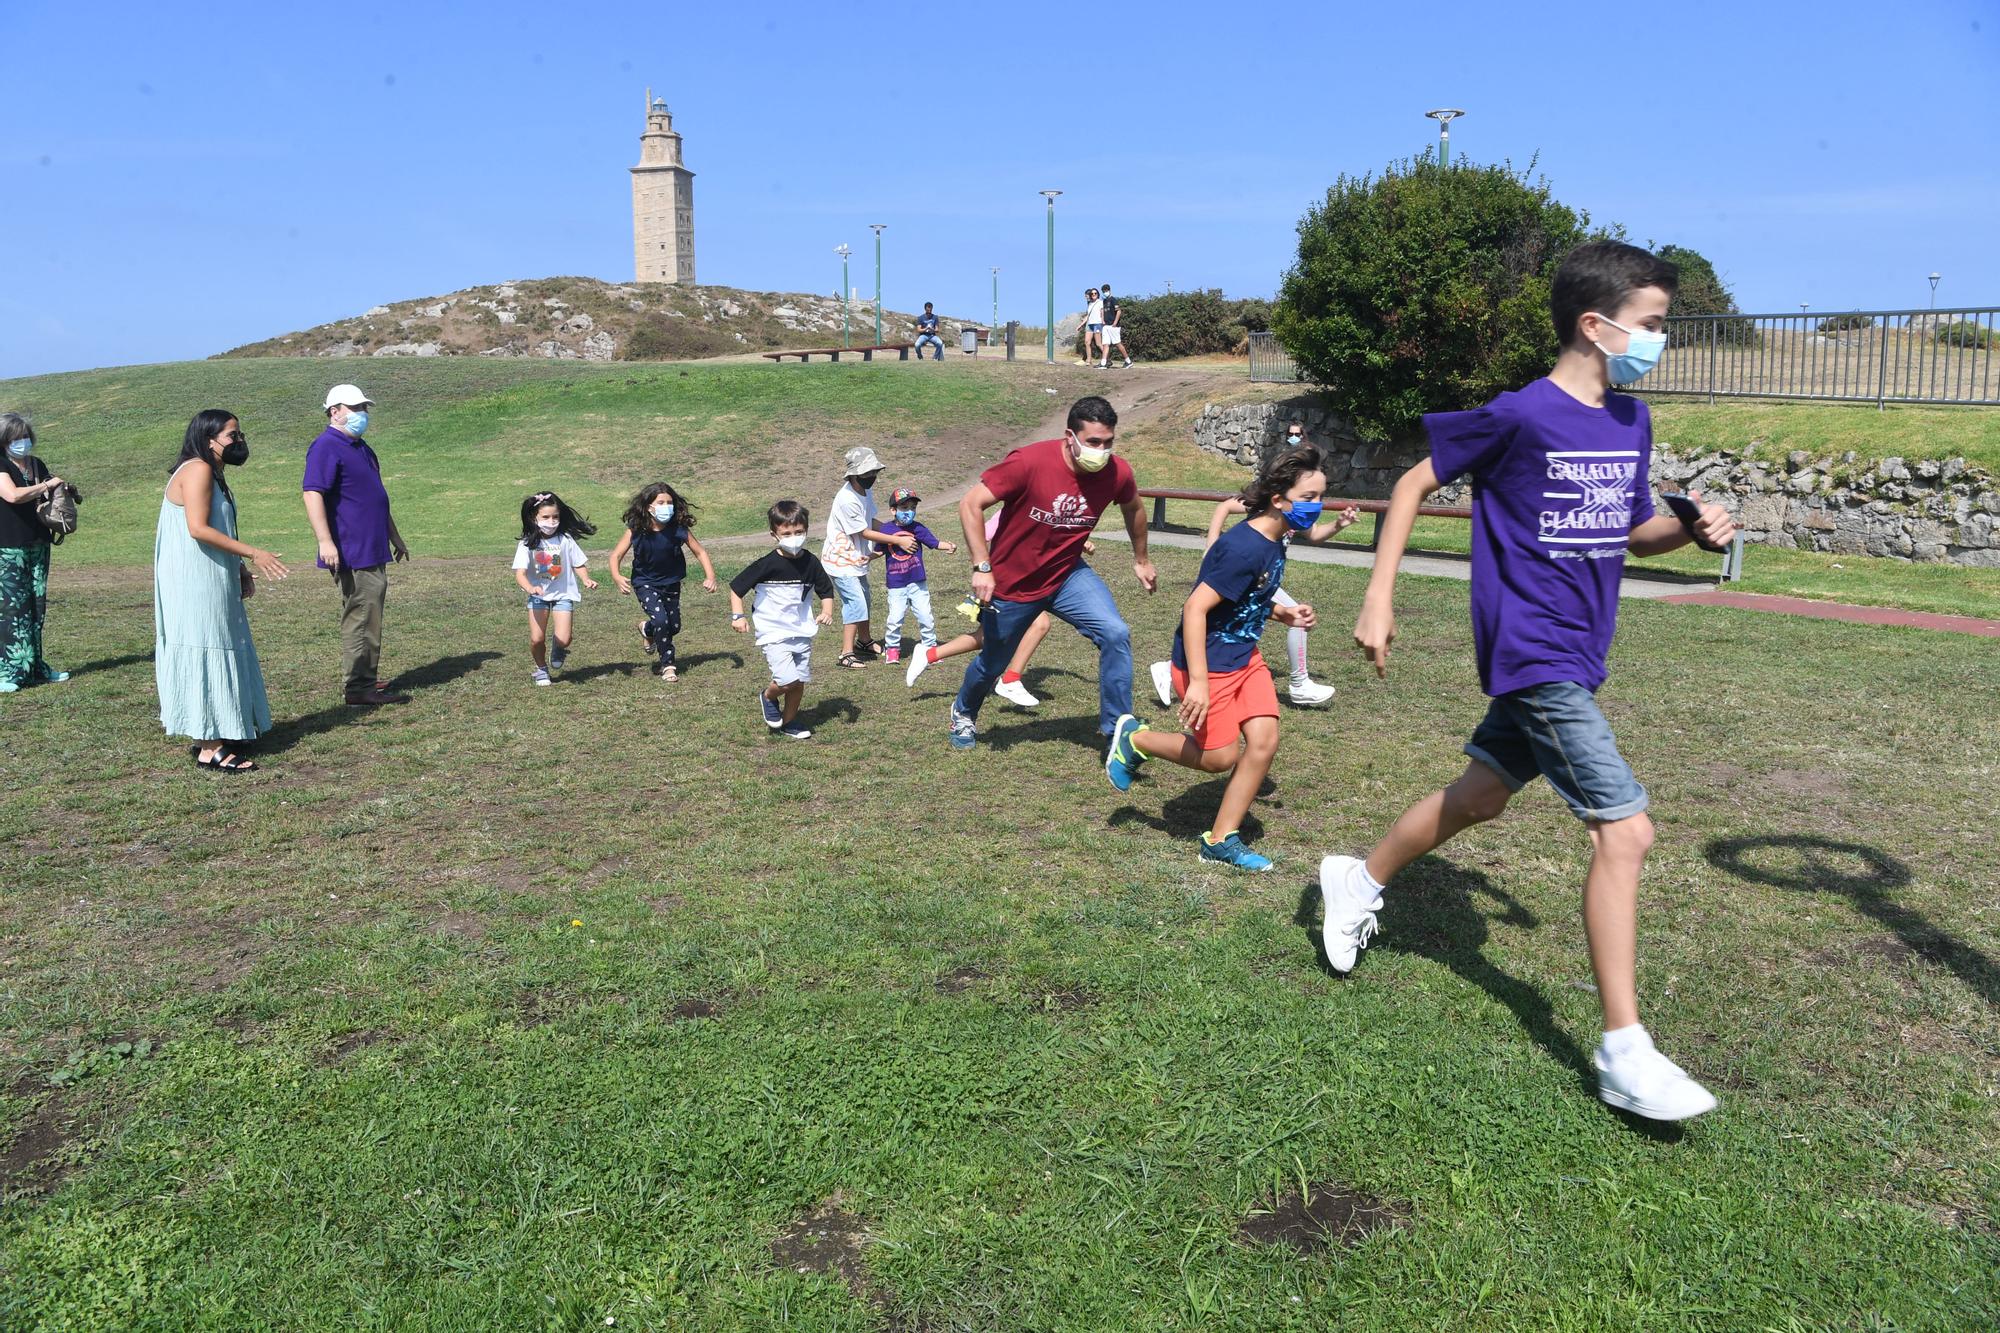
[1040,190,1062,363]
[991,266,999,337]
[1425,108,1465,166]
[869,225,886,348]
[835,244,852,347]
[1929,272,1942,309]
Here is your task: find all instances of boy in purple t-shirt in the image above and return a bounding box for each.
[876,487,957,664]
[1323,241,1738,1123]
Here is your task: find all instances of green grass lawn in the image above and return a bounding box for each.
[3,548,1995,1328]
[0,357,1068,569]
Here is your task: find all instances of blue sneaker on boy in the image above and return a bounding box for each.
[759,691,783,729]
[948,703,977,750]
[1105,713,1146,791]
[1198,832,1272,872]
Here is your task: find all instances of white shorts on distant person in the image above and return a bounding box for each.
[1103,326,1123,346]
[761,637,813,687]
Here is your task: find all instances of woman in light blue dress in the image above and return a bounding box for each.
[155,410,289,771]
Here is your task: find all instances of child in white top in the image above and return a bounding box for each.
[512,491,598,686]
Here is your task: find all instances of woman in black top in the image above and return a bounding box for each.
[0,412,69,692]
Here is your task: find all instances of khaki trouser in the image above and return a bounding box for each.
[336,564,388,695]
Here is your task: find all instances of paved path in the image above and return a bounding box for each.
[1093,528,1712,600]
[1660,590,2000,637]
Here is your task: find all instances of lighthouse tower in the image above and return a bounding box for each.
[631,91,695,285]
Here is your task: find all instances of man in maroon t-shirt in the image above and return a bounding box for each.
[947,395,1156,749]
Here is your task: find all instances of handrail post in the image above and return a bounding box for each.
[1152,495,1167,531]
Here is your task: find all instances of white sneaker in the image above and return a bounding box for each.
[993,678,1039,708]
[1318,855,1382,974]
[1594,1037,1719,1121]
[906,649,933,688]
[1149,660,1175,708]
[1289,678,1336,707]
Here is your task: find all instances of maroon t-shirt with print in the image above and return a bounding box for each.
[981,438,1135,602]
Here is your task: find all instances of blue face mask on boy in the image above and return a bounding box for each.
[895,508,915,524]
[1592,315,1667,386]
[1283,500,1324,530]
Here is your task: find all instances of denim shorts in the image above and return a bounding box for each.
[1464,680,1649,823]
[832,574,871,625]
[527,595,579,612]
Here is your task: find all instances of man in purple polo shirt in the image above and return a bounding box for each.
[302,384,410,706]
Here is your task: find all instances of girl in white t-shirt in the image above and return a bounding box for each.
[511,491,599,686]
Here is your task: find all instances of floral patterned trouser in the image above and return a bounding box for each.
[0,544,52,686]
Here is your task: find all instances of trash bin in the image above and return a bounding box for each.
[961,327,979,356]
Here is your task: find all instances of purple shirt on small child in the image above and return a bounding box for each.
[878,519,942,588]
[1425,376,1656,699]
[301,426,394,570]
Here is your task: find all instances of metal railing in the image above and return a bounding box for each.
[1644,307,2000,406]
[1247,331,1300,383]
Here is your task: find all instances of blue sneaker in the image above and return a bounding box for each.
[948,703,977,750]
[1105,713,1145,791]
[1199,832,1273,872]
[759,691,783,729]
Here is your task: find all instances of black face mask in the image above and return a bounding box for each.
[218,438,249,467]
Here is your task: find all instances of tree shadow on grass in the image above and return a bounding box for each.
[1291,856,1684,1141]
[1707,834,1998,1009]
[1108,775,1274,843]
[257,651,502,755]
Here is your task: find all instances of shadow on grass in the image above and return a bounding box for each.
[65,651,154,675]
[981,710,1104,754]
[1290,855,1685,1142]
[1109,775,1273,842]
[797,697,862,729]
[258,651,502,755]
[1707,834,1998,1009]
[676,651,745,672]
[563,661,642,683]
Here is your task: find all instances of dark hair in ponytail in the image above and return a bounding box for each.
[173,409,241,501]
[1240,445,1328,516]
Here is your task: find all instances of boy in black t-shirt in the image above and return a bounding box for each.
[1099,283,1133,368]
[729,500,835,739]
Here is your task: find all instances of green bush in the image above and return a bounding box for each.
[1272,157,1604,438]
[1656,244,1757,347]
[1816,313,1874,334]
[1935,320,1996,350]
[1072,291,1269,360]
[623,316,740,361]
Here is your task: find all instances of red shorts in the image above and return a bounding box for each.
[1171,657,1279,750]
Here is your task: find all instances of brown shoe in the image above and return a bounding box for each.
[346,688,411,707]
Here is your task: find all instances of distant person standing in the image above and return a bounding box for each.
[0,412,70,693]
[302,384,410,707]
[1083,288,1105,366]
[822,447,914,668]
[913,303,946,361]
[1100,283,1133,368]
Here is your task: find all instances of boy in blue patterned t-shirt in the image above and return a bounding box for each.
[1101,447,1329,872]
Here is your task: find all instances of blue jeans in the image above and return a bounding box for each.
[1464,680,1649,823]
[914,333,945,360]
[954,564,1132,735]
[883,582,935,653]
[832,574,872,625]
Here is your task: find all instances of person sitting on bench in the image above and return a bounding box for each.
[914,303,946,361]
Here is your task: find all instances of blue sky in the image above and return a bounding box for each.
[3,0,1995,377]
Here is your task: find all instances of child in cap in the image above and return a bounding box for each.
[876,487,957,665]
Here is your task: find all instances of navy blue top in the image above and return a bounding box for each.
[630,522,690,584]
[916,311,939,332]
[1171,522,1286,674]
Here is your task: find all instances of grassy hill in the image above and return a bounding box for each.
[216,277,991,363]
[0,357,1074,569]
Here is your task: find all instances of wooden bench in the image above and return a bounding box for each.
[761,342,916,363]
[1137,487,1472,551]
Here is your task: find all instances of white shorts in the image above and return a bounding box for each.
[761,638,813,686]
[1102,326,1123,346]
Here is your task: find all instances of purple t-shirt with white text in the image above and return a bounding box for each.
[1425,377,1655,697]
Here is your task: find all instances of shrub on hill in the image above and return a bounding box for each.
[1072,290,1272,360]
[1935,320,1996,350]
[1817,313,1875,334]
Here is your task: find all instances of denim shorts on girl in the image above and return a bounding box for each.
[527,595,579,612]
[1463,680,1649,823]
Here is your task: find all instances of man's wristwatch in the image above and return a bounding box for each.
[972,561,992,573]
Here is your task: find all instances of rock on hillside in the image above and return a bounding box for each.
[215,278,991,362]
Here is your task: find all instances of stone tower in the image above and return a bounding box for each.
[631,90,695,285]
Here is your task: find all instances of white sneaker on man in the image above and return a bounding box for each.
[1318,855,1383,974]
[1289,678,1336,706]
[993,678,1039,708]
[1149,660,1175,708]
[1594,1035,1719,1121]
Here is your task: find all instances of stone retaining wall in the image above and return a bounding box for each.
[1194,397,2000,566]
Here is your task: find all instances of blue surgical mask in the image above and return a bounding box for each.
[894,509,915,524]
[652,504,675,523]
[5,439,30,459]
[1592,316,1667,386]
[341,409,370,436]
[1282,500,1324,530]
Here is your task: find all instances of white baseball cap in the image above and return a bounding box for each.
[323,383,374,409]
[844,446,884,476]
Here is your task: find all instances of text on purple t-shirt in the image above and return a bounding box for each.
[301,426,393,570]
[1425,377,1655,697]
